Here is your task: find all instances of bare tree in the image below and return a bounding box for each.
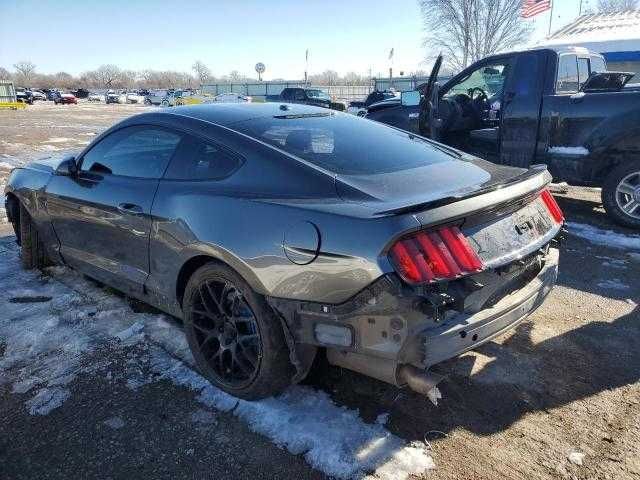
[192,60,211,85]
[598,0,638,12]
[0,67,10,80]
[309,70,340,85]
[53,72,74,89]
[343,72,364,85]
[420,0,532,70]
[93,64,121,88]
[13,61,37,85]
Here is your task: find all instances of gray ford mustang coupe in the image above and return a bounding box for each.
[5,103,563,400]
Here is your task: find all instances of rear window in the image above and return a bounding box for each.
[233,112,450,175]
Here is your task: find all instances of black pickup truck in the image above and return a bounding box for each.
[266,87,344,110]
[365,47,640,228]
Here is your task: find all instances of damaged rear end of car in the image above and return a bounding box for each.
[266,161,562,400]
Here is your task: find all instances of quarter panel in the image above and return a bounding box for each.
[147,182,420,306]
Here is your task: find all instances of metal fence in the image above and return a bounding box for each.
[201,76,452,104]
[201,81,374,103]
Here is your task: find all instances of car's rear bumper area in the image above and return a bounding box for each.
[422,247,558,367]
[269,246,559,387]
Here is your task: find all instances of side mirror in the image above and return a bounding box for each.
[401,90,421,107]
[55,156,78,176]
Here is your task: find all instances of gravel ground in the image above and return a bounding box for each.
[1,102,639,479]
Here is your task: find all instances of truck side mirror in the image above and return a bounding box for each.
[401,90,421,106]
[55,156,78,177]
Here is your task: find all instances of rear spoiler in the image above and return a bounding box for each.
[376,165,552,225]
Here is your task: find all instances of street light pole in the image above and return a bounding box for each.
[548,0,556,36]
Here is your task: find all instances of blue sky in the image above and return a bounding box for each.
[0,0,593,79]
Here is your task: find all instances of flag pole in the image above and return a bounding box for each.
[548,1,555,36]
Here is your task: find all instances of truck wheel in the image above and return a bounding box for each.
[18,203,49,269]
[602,160,640,229]
[182,262,294,400]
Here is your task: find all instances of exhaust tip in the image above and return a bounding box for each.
[398,365,445,405]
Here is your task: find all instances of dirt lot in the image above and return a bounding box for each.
[1,102,639,479]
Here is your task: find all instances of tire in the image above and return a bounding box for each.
[602,160,640,229]
[183,262,294,400]
[18,203,48,269]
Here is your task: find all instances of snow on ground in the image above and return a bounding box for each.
[0,240,434,479]
[566,221,640,250]
[548,146,589,156]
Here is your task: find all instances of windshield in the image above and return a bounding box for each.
[232,112,452,175]
[445,64,508,98]
[306,89,331,100]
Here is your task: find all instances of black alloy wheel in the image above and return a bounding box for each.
[190,278,261,387]
[183,263,294,400]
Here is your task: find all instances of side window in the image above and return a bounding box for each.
[556,55,579,93]
[294,89,306,101]
[282,89,292,100]
[590,56,607,73]
[578,57,590,87]
[81,126,182,178]
[164,134,243,180]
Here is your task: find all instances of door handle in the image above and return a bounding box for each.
[117,203,143,215]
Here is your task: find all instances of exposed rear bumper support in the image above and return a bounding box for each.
[269,246,559,398]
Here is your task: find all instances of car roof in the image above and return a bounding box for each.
[156,102,331,126]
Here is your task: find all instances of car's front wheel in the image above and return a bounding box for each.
[183,263,294,400]
[18,203,49,269]
[602,160,640,229]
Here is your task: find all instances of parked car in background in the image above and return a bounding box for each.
[29,90,47,101]
[144,89,168,105]
[266,87,333,108]
[213,92,252,103]
[54,93,78,105]
[15,88,33,104]
[88,92,104,102]
[366,47,640,228]
[126,91,146,104]
[347,90,397,116]
[5,103,562,401]
[105,91,120,104]
[71,88,89,99]
[45,89,60,101]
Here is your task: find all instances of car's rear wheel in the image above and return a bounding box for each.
[183,263,294,400]
[18,203,48,269]
[602,160,640,229]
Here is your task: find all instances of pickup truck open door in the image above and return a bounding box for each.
[499,51,546,168]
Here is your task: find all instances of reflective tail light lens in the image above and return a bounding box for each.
[541,189,564,223]
[389,226,484,285]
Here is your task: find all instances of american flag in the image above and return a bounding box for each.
[521,0,552,18]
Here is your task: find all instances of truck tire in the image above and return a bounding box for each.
[182,262,294,400]
[19,203,48,269]
[602,160,640,229]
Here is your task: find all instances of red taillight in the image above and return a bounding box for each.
[541,189,564,223]
[389,226,484,285]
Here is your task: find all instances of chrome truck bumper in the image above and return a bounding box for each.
[269,247,559,395]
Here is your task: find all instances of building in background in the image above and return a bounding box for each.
[539,10,640,79]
